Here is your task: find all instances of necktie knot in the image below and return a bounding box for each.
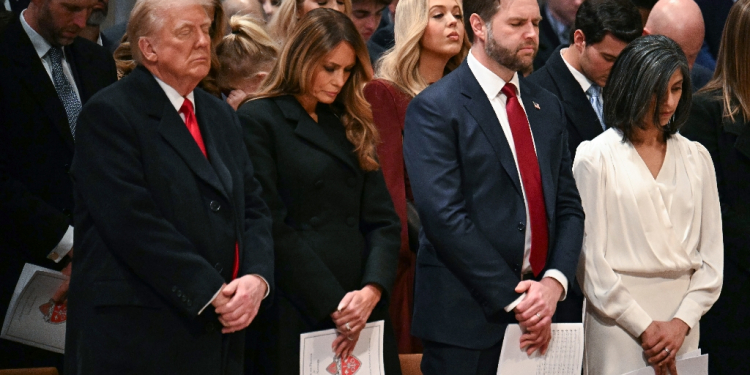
[586,84,602,99]
[501,82,517,99]
[179,98,195,117]
[47,46,64,63]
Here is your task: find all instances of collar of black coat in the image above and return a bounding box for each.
[273,95,360,172]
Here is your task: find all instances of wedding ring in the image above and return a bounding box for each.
[347,335,354,341]
[345,322,352,331]
[535,313,542,320]
[664,347,671,354]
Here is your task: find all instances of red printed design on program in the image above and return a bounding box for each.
[39,299,67,324]
[325,355,362,375]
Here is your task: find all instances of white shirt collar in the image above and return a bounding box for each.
[560,48,594,93]
[20,9,53,60]
[467,49,522,100]
[153,75,196,116]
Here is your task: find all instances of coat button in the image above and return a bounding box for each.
[214,263,223,273]
[517,222,525,231]
[177,290,182,297]
[181,295,187,303]
[314,180,324,189]
[347,177,357,187]
[310,217,321,227]
[63,163,70,172]
[210,201,221,212]
[186,299,192,307]
[346,217,357,227]
[172,286,177,292]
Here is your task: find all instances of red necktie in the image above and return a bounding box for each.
[501,83,548,276]
[179,98,240,279]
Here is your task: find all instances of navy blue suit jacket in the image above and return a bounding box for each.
[403,59,584,349]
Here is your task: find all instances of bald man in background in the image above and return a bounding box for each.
[644,0,713,91]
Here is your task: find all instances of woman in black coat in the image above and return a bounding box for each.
[237,9,402,375]
[680,1,750,373]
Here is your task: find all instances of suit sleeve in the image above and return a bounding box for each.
[231,113,275,297]
[238,107,348,323]
[403,93,525,318]
[72,98,225,317]
[546,105,585,283]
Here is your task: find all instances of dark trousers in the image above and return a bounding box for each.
[421,339,503,375]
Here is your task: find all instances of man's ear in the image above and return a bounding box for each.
[642,27,651,36]
[573,29,586,52]
[138,37,158,64]
[470,13,486,44]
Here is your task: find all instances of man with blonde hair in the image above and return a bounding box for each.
[64,0,274,373]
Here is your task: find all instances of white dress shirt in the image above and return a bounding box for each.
[20,9,81,263]
[467,51,568,311]
[153,76,269,314]
[560,48,594,95]
[574,129,723,337]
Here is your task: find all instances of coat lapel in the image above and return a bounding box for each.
[545,47,604,140]
[195,91,233,198]
[723,115,750,160]
[458,62,523,197]
[130,67,228,199]
[276,96,358,171]
[6,19,74,151]
[520,77,556,220]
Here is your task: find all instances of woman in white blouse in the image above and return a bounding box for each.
[574,35,723,375]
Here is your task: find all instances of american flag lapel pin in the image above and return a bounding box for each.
[533,101,541,110]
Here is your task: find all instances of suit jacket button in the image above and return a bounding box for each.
[314,180,324,189]
[347,177,357,187]
[346,217,357,227]
[210,201,221,212]
[310,217,321,227]
[214,263,223,273]
[177,290,182,297]
[63,163,70,172]
[518,222,525,231]
[181,295,187,303]
[172,286,177,292]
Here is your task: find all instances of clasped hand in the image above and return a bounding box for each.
[513,278,563,356]
[640,318,690,375]
[330,284,382,360]
[212,275,267,334]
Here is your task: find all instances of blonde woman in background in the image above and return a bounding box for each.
[216,15,279,110]
[362,0,469,354]
[267,0,351,43]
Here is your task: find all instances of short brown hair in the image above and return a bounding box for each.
[463,0,500,42]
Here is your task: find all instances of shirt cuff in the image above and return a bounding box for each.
[252,274,270,300]
[198,288,223,315]
[542,269,568,301]
[47,226,74,263]
[505,293,526,312]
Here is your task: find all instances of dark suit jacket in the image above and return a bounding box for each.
[696,0,734,59]
[403,60,585,349]
[680,89,750,371]
[528,45,604,159]
[237,96,402,374]
[0,15,116,367]
[65,66,274,375]
[534,5,563,71]
[691,64,714,93]
[6,0,28,14]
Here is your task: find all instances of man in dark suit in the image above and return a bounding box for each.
[529,0,642,159]
[5,0,29,14]
[403,0,584,373]
[0,0,116,369]
[64,0,273,373]
[534,0,582,71]
[644,0,714,92]
[696,0,734,60]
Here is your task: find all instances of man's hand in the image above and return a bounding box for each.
[51,260,72,303]
[513,277,563,355]
[214,275,267,333]
[331,284,382,337]
[641,319,689,369]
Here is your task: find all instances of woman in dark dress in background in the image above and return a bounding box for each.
[680,1,750,373]
[238,8,402,375]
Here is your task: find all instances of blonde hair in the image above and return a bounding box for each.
[257,8,379,171]
[376,0,469,97]
[267,0,352,43]
[699,0,750,122]
[216,15,279,92]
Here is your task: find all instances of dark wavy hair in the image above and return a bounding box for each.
[603,35,692,142]
[574,0,642,45]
